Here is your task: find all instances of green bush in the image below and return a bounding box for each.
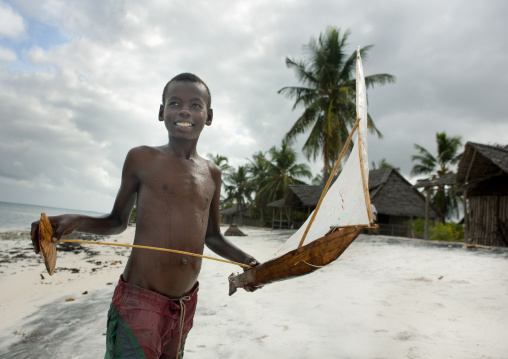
[430,222,464,241]
[446,222,464,241]
[405,218,426,238]
[405,219,464,241]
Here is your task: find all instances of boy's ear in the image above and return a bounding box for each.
[158,104,164,121]
[206,108,213,126]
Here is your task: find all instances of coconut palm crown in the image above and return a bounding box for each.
[279,26,395,180]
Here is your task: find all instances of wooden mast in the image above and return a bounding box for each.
[355,49,375,226]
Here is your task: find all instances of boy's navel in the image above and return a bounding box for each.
[181,257,188,265]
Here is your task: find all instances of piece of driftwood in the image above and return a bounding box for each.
[224,224,247,236]
[228,226,364,295]
[462,244,492,250]
[39,213,57,275]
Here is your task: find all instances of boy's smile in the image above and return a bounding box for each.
[175,121,193,128]
[159,81,213,141]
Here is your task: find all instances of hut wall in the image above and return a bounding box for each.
[467,195,508,247]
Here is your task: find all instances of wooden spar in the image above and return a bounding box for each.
[38,213,251,274]
[58,239,251,268]
[355,49,375,225]
[297,118,361,249]
[330,224,378,229]
[356,119,374,224]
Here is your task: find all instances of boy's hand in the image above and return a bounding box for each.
[243,257,260,270]
[243,257,262,292]
[30,215,78,254]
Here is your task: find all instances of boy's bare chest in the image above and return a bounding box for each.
[139,159,215,206]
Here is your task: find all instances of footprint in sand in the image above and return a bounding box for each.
[394,331,415,341]
[253,335,268,343]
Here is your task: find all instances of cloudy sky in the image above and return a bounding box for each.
[0,0,507,213]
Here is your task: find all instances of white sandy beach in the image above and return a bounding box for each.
[1,226,507,359]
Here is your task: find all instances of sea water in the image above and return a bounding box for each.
[0,201,104,232]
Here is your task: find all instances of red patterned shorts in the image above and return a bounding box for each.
[105,276,199,358]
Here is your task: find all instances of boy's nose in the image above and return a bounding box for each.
[178,108,191,116]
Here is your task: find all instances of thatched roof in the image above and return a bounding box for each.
[370,169,439,218]
[266,198,286,208]
[220,204,250,216]
[456,142,508,184]
[285,185,323,207]
[273,168,439,219]
[413,173,457,189]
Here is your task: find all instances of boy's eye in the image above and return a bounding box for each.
[167,101,180,107]
[191,103,203,109]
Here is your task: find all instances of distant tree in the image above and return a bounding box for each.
[311,172,323,185]
[223,165,254,213]
[371,158,400,171]
[207,153,232,173]
[279,26,395,181]
[259,140,312,202]
[246,151,271,225]
[411,132,463,222]
[207,153,233,207]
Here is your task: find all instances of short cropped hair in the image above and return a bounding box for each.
[162,73,212,108]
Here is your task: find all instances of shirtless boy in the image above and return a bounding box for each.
[30,73,259,358]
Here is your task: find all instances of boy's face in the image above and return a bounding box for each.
[159,81,213,141]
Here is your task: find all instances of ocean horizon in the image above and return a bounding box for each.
[0,201,105,232]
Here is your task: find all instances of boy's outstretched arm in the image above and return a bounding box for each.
[204,165,259,269]
[30,147,142,254]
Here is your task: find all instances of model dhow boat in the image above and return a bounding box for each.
[228,48,377,295]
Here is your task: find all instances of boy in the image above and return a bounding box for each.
[30,73,259,358]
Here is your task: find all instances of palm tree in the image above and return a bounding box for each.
[411,132,463,221]
[206,153,231,173]
[207,153,233,207]
[223,165,254,213]
[259,140,312,202]
[371,158,400,172]
[279,27,395,181]
[246,151,271,226]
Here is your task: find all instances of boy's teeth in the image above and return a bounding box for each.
[176,122,192,127]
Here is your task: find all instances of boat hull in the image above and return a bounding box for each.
[228,226,364,295]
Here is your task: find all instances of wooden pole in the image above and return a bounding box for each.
[463,150,476,245]
[297,118,361,248]
[59,239,252,268]
[356,117,374,225]
[424,188,430,240]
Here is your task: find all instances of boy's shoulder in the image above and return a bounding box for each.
[201,157,222,179]
[127,145,174,159]
[123,145,167,168]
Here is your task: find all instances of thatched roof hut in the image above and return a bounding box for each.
[283,169,438,222]
[456,142,508,246]
[270,168,438,236]
[266,199,292,229]
[369,168,439,221]
[220,204,258,226]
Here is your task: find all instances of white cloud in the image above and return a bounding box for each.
[0,2,25,38]
[0,45,16,61]
[0,0,507,212]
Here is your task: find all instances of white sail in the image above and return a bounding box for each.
[274,48,370,256]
